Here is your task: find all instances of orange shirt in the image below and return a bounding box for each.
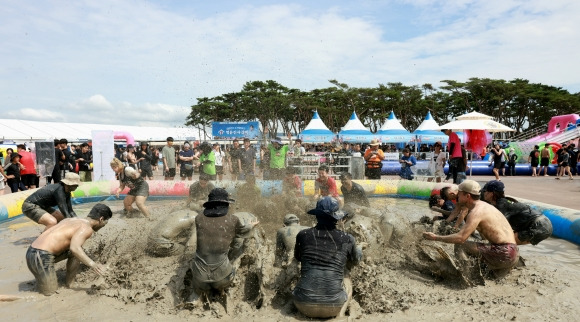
[364,149,385,168]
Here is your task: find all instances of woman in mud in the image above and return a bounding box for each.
[110,158,151,219]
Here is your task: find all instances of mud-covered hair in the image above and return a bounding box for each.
[110,158,124,168]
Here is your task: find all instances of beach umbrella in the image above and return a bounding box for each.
[338,111,374,143]
[298,111,336,143]
[438,111,515,132]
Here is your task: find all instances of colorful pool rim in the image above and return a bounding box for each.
[1,179,579,245]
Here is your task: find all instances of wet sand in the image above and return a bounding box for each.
[1,196,580,321]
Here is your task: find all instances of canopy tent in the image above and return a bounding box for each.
[412,111,448,144]
[377,111,414,143]
[438,111,515,132]
[338,111,375,143]
[297,111,336,143]
[0,119,198,142]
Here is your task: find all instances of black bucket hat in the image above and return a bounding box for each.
[203,188,235,216]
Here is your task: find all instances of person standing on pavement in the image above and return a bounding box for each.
[363,139,385,180]
[443,129,463,183]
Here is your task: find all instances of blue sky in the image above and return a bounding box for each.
[1,0,579,127]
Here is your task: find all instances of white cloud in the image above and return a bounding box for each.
[0,0,579,128]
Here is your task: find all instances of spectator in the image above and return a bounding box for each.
[162,137,177,180]
[364,139,384,180]
[75,143,93,182]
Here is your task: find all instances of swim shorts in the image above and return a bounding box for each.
[560,162,569,167]
[141,168,154,179]
[540,157,550,167]
[476,243,519,270]
[180,168,194,178]
[22,202,55,223]
[189,253,234,292]
[21,174,37,187]
[25,246,71,295]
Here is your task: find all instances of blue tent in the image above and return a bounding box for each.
[412,111,448,144]
[298,111,336,143]
[376,111,414,144]
[338,111,375,143]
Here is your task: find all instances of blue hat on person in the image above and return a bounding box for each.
[307,196,347,221]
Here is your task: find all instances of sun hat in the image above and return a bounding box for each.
[369,139,380,146]
[203,188,235,217]
[458,180,481,195]
[10,153,22,161]
[307,196,347,221]
[61,172,81,186]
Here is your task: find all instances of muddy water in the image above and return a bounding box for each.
[1,197,580,321]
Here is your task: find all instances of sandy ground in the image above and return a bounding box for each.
[1,192,580,321]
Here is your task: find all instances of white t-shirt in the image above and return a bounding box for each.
[214,150,226,166]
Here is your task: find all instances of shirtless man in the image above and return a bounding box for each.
[25,203,112,296]
[186,173,215,212]
[423,180,519,275]
[275,214,309,267]
[22,172,81,230]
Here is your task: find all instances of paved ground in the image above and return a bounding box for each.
[383,173,580,211]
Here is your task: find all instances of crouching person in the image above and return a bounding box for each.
[26,204,112,296]
[188,188,259,303]
[293,197,363,318]
[146,210,197,257]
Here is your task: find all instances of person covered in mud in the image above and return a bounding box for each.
[110,157,151,219]
[188,188,259,302]
[282,167,303,198]
[275,214,309,267]
[339,172,369,207]
[313,165,341,205]
[236,174,262,204]
[481,180,553,245]
[186,173,215,212]
[429,186,456,220]
[146,210,197,257]
[21,172,81,230]
[25,203,112,296]
[423,180,520,276]
[293,197,363,319]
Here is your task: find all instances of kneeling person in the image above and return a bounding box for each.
[293,197,363,319]
[147,210,197,257]
[423,180,519,275]
[186,173,215,212]
[189,188,259,300]
[22,172,81,230]
[275,214,309,267]
[26,204,112,296]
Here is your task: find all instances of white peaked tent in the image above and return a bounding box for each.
[412,111,448,144]
[377,111,414,143]
[439,111,515,132]
[338,111,374,143]
[298,111,336,143]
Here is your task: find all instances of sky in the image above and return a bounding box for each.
[1,0,579,128]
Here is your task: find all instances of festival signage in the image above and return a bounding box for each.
[212,122,260,140]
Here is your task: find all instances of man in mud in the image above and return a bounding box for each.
[21,172,81,230]
[188,188,259,303]
[481,180,553,245]
[275,214,309,267]
[186,173,215,212]
[339,172,369,207]
[423,180,520,276]
[293,197,363,319]
[26,203,112,296]
[146,210,197,257]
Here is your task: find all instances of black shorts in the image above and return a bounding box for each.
[366,167,382,179]
[540,157,550,167]
[180,168,194,178]
[216,165,224,175]
[141,167,154,178]
[560,162,569,167]
[21,174,37,187]
[164,168,176,178]
[493,162,502,169]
